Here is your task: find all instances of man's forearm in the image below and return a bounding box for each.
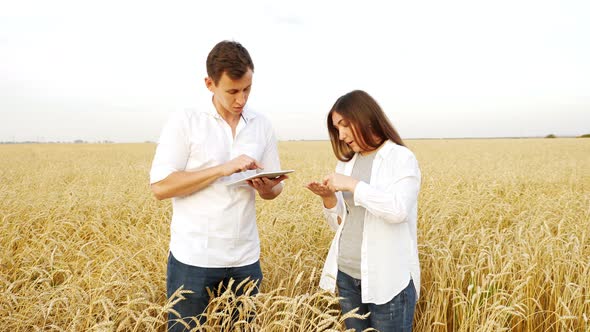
[151,165,225,200]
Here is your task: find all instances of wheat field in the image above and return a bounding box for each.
[1,139,589,331]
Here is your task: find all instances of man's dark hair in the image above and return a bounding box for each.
[206,41,254,85]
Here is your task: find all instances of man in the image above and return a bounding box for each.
[149,40,287,331]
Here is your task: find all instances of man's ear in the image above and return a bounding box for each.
[205,77,214,92]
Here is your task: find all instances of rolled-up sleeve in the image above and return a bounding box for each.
[149,111,190,184]
[323,192,345,231]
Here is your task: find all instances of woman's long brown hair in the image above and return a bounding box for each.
[327,90,405,162]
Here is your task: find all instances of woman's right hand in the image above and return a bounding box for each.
[305,181,337,209]
[305,181,334,197]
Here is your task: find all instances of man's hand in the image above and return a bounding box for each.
[323,173,359,193]
[222,154,263,176]
[248,175,288,199]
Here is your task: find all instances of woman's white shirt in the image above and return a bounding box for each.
[319,140,421,304]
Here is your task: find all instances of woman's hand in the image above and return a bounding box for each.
[305,181,337,209]
[306,181,334,197]
[322,173,359,193]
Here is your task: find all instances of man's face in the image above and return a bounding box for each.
[206,69,253,119]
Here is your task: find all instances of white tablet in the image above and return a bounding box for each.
[225,169,294,186]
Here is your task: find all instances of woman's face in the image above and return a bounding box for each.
[331,112,365,153]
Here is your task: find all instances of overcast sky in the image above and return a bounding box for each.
[1,0,589,142]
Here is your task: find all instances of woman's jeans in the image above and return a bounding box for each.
[336,270,416,332]
[166,252,263,331]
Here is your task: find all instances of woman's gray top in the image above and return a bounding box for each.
[338,152,376,279]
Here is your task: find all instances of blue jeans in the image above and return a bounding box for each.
[336,270,416,332]
[166,252,263,331]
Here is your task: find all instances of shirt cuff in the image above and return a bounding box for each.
[353,181,370,207]
[323,204,339,214]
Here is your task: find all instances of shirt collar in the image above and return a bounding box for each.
[375,140,396,159]
[203,98,257,121]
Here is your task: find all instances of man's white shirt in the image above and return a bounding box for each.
[150,103,281,268]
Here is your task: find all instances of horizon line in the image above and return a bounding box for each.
[1,135,589,144]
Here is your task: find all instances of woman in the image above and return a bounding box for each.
[306,90,421,331]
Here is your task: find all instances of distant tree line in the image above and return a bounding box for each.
[545,134,590,138]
